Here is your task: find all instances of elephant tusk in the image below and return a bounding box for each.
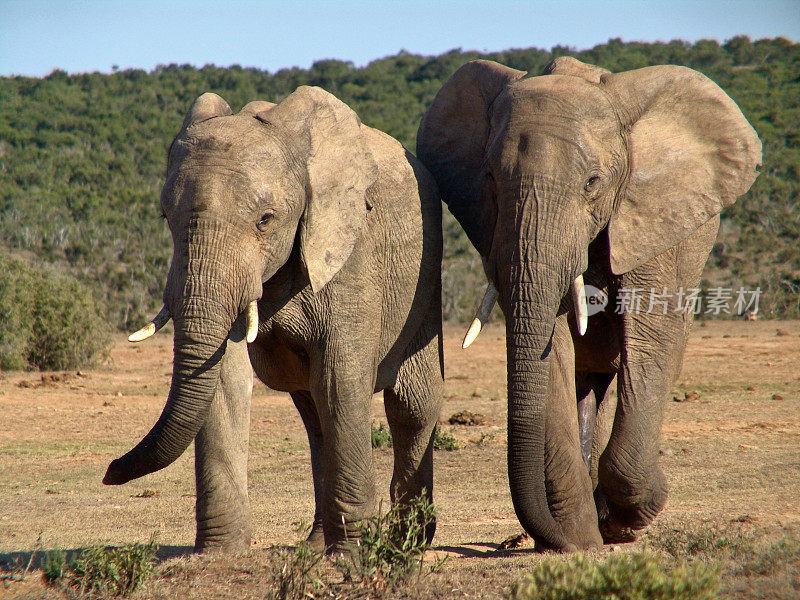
[245,300,259,343]
[571,275,588,336]
[128,305,171,342]
[462,282,499,349]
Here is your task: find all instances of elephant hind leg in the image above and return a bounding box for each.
[575,376,598,469]
[384,319,444,544]
[291,390,326,552]
[575,372,616,483]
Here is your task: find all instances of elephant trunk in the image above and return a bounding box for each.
[103,293,234,485]
[501,178,581,551]
[505,264,571,551]
[103,218,252,486]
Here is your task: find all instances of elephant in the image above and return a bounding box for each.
[417,57,761,551]
[103,86,444,553]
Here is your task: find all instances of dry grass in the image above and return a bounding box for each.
[1,320,799,598]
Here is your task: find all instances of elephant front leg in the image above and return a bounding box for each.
[291,390,326,552]
[311,361,377,552]
[599,216,716,543]
[194,322,253,553]
[544,316,603,549]
[598,293,691,542]
[384,319,444,544]
[598,358,671,543]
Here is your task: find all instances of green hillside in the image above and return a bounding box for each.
[1,36,798,331]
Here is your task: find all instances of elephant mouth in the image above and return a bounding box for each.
[128,300,260,344]
[461,276,588,348]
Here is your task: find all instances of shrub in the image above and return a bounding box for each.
[265,541,324,600]
[43,538,159,597]
[371,422,393,449]
[340,493,437,591]
[432,425,459,451]
[266,493,437,598]
[0,255,110,370]
[508,551,720,600]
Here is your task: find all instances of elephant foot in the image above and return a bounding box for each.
[595,495,656,544]
[194,531,251,554]
[599,517,639,544]
[305,520,326,553]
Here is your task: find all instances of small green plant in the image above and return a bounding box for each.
[41,547,70,584]
[340,493,437,591]
[432,425,459,451]
[371,422,393,448]
[508,551,720,600]
[42,537,158,597]
[265,493,438,598]
[265,541,324,600]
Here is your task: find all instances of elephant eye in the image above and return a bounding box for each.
[584,175,601,192]
[256,212,274,231]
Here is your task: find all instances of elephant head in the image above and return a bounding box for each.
[417,57,761,550]
[104,87,377,485]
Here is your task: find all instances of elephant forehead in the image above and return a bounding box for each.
[504,75,616,121]
[165,129,301,214]
[175,115,288,166]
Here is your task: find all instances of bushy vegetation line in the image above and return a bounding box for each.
[1,36,797,331]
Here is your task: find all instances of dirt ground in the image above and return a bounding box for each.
[1,319,799,598]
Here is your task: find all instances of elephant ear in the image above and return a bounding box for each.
[417,60,526,255]
[601,66,761,275]
[542,56,610,83]
[257,86,377,293]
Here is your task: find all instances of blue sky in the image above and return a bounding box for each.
[1,0,798,77]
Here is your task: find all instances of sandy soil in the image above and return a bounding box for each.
[1,319,798,598]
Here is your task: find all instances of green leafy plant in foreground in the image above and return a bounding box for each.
[508,550,720,600]
[341,493,437,591]
[41,546,69,584]
[267,493,437,598]
[43,538,159,597]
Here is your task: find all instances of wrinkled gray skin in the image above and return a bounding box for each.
[417,57,761,551]
[104,87,444,553]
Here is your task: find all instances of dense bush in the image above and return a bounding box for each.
[0,255,111,370]
[509,551,720,600]
[1,37,797,325]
